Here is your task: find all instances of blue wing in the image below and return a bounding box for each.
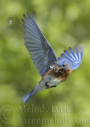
[22,12,57,77]
[58,44,84,71]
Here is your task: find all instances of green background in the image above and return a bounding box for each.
[0,0,90,127]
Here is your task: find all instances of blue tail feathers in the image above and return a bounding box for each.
[21,88,35,103]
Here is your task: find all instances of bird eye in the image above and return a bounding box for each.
[62,64,65,67]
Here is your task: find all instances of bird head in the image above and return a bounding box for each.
[57,59,72,70]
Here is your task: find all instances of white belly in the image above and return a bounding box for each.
[42,75,61,87]
[37,75,61,92]
[50,77,61,85]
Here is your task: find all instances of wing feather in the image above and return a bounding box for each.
[22,12,57,76]
[59,44,84,71]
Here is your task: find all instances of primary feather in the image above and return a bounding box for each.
[22,12,57,77]
[58,44,84,71]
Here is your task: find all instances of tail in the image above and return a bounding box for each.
[21,88,37,103]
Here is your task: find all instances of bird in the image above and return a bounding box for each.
[21,12,84,103]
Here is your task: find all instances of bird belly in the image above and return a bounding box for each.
[42,75,61,87]
[49,76,61,86]
[37,75,61,92]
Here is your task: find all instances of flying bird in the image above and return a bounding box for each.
[21,12,84,103]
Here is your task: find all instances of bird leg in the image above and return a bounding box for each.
[50,85,57,88]
[45,82,50,89]
[45,82,57,89]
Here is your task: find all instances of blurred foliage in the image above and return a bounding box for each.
[0,0,90,127]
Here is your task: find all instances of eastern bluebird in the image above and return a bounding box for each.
[21,12,84,103]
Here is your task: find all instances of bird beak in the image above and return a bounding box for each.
[59,66,62,69]
[50,65,54,69]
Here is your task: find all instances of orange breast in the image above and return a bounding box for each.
[44,68,71,82]
[59,68,71,82]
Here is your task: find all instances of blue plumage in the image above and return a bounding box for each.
[22,12,57,77]
[59,44,84,71]
[21,12,84,103]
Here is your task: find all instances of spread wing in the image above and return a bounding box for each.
[58,44,84,71]
[22,12,57,77]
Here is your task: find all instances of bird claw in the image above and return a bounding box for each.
[45,82,57,89]
[50,85,57,88]
[45,82,50,89]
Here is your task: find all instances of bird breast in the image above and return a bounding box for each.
[44,68,71,82]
